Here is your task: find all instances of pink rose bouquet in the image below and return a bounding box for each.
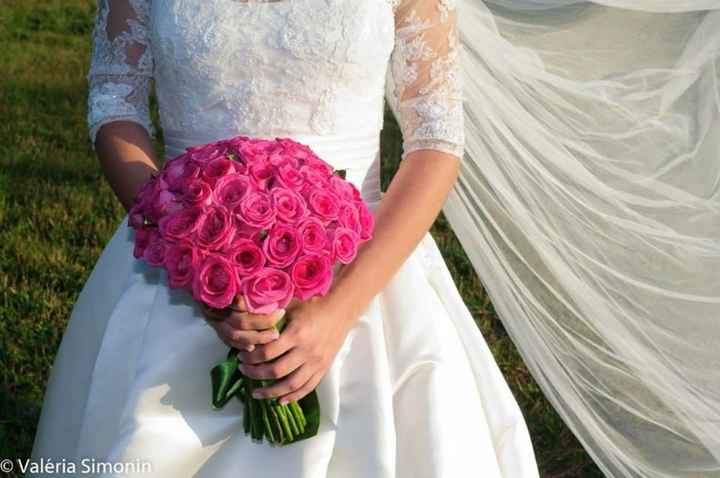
[128,135,374,445]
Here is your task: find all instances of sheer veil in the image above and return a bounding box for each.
[387,1,720,476]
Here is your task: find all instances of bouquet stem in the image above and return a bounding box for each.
[210,314,320,445]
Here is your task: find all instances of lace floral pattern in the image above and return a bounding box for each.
[87,0,155,148]
[86,0,463,161]
[390,0,464,160]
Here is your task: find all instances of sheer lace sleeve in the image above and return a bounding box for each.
[389,0,464,161]
[87,0,154,150]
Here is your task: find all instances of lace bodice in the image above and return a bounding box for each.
[87,0,464,162]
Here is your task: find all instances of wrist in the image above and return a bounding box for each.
[324,263,372,323]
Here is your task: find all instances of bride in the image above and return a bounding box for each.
[30,0,540,476]
[30,0,720,477]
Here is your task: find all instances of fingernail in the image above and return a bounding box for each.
[252,390,263,399]
[278,398,288,405]
[277,309,286,318]
[245,344,255,352]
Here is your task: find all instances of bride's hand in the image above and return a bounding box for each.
[200,296,285,352]
[236,294,356,405]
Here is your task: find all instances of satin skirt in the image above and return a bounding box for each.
[29,210,540,477]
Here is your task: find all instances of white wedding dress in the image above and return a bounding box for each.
[29,0,540,477]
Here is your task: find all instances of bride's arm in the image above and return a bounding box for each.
[88,0,159,211]
[243,0,464,403]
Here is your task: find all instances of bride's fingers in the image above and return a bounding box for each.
[200,302,285,331]
[239,348,305,382]
[211,321,280,350]
[248,361,314,399]
[276,370,324,405]
[228,295,248,313]
[224,308,286,331]
[237,331,294,365]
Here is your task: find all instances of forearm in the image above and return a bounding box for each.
[327,148,460,320]
[94,120,160,212]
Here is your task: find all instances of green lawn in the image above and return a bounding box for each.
[0,1,601,476]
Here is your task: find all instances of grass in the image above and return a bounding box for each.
[0,1,601,476]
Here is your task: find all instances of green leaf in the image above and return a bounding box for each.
[211,354,244,410]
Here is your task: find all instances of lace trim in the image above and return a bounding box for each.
[391,0,464,160]
[87,0,154,148]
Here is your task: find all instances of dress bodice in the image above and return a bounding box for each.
[86,0,464,201]
[151,0,394,140]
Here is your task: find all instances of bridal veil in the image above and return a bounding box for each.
[388,1,720,476]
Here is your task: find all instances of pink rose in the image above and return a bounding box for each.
[274,163,306,192]
[165,154,191,190]
[133,227,153,258]
[196,206,234,250]
[306,188,340,221]
[330,227,360,265]
[182,178,213,206]
[240,268,294,314]
[192,254,238,309]
[302,156,334,177]
[297,217,327,254]
[186,142,232,165]
[158,206,205,242]
[202,157,236,187]
[329,175,356,202]
[236,190,276,229]
[164,241,201,289]
[214,174,252,209]
[358,203,375,241]
[143,233,168,267]
[336,201,362,236]
[248,158,274,190]
[128,203,145,229]
[291,253,333,300]
[152,190,183,218]
[227,238,266,279]
[300,164,330,187]
[262,224,302,269]
[271,188,308,224]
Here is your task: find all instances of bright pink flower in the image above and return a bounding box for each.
[236,190,276,229]
[192,254,238,309]
[158,206,205,242]
[358,204,375,241]
[165,241,201,289]
[306,188,339,221]
[202,157,236,187]
[330,227,360,265]
[297,217,327,254]
[186,142,232,165]
[214,174,252,209]
[337,200,362,236]
[240,268,294,314]
[274,163,305,192]
[182,178,213,206]
[196,206,234,250]
[227,238,266,279]
[263,224,302,269]
[291,253,333,300]
[248,158,274,190]
[143,233,168,267]
[271,188,308,224]
[133,228,153,258]
[329,175,356,202]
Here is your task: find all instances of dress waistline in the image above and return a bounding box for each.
[162,128,383,207]
[163,128,379,171]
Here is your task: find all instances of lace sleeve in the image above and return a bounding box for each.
[389,0,464,161]
[87,0,154,150]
